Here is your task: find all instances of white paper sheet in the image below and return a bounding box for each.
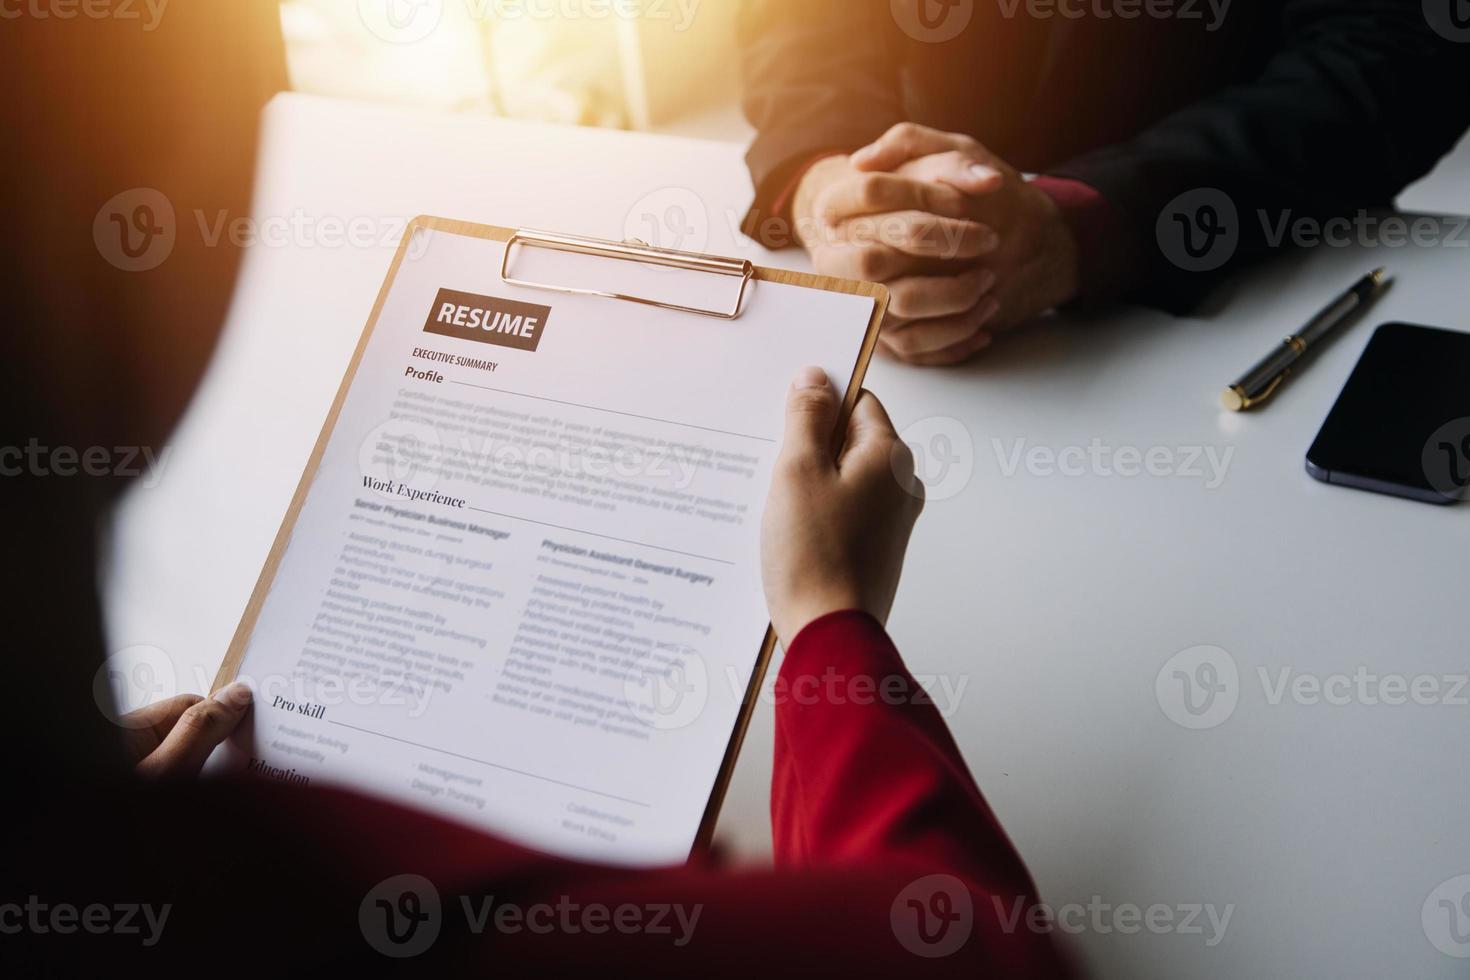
[212,224,875,866]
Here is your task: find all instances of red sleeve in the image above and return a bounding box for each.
[740,151,844,247]
[12,615,1071,976]
[772,610,1069,973]
[1030,175,1143,304]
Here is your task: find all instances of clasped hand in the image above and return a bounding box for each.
[793,123,1080,365]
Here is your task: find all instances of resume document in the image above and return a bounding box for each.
[215,223,877,865]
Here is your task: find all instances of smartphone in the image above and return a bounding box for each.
[1305,322,1470,505]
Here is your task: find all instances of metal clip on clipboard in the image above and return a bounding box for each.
[500,229,755,320]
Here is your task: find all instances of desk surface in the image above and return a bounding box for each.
[106,93,1470,979]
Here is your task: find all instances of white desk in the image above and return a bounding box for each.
[105,94,1470,979]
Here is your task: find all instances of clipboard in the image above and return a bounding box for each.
[214,216,888,861]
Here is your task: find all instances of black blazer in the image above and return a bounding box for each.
[739,0,1470,310]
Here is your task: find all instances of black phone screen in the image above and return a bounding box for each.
[1306,323,1470,504]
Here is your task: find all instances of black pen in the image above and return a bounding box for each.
[1221,267,1389,412]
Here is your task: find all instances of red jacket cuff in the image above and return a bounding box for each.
[1030,175,1142,304]
[782,609,895,673]
[741,151,845,248]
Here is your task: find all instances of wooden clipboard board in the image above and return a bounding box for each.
[213,215,888,859]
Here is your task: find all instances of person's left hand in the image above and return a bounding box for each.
[851,123,1082,366]
[120,683,253,780]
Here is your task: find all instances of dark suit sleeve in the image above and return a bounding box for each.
[1049,0,1470,312]
[738,0,908,244]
